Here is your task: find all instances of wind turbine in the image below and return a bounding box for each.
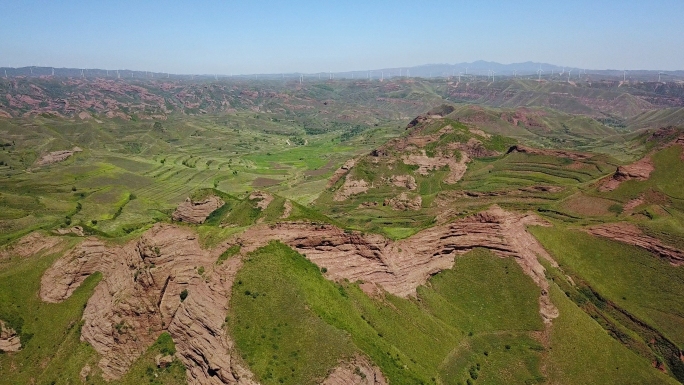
[51,68,54,76]
[567,69,572,82]
[623,70,626,82]
[4,69,7,79]
[537,68,543,82]
[658,72,663,82]
[117,70,120,79]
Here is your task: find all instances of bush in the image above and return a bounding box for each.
[180,289,189,302]
[608,204,623,215]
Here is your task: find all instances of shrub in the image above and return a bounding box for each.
[180,289,189,302]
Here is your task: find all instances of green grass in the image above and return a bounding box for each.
[530,226,684,348]
[546,284,678,385]
[228,243,546,384]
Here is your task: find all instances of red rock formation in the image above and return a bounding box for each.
[586,223,684,265]
[172,196,224,224]
[599,156,654,192]
[232,205,559,323]
[40,224,257,384]
[322,355,387,385]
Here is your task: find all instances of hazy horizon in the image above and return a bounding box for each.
[2,0,683,74]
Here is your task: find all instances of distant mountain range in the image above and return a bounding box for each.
[1,61,683,81]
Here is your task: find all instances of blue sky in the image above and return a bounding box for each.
[1,0,682,74]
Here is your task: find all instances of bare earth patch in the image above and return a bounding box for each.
[249,190,274,210]
[0,232,64,259]
[34,147,83,167]
[322,355,388,385]
[561,194,616,216]
[0,320,21,352]
[252,177,281,188]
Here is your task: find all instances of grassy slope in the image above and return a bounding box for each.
[547,285,678,385]
[229,243,548,385]
[530,226,684,348]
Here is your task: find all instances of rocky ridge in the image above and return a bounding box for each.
[230,205,559,322]
[586,222,684,265]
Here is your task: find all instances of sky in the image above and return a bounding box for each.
[1,0,683,74]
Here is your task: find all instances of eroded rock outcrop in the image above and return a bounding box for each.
[401,150,470,184]
[0,320,21,352]
[40,224,257,384]
[0,231,63,259]
[232,205,559,323]
[384,193,422,211]
[333,176,369,201]
[327,159,356,188]
[599,156,654,192]
[34,147,83,167]
[322,355,388,385]
[172,196,225,224]
[249,191,273,210]
[586,223,684,265]
[390,175,417,190]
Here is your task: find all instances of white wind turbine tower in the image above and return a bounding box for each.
[51,68,54,76]
[4,69,7,79]
[623,70,626,82]
[567,69,572,82]
[537,68,543,82]
[117,70,120,79]
[658,72,663,82]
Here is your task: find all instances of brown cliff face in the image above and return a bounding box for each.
[172,196,225,224]
[40,224,257,384]
[586,223,684,265]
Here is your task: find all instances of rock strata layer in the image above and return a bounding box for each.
[231,205,559,323]
[586,223,684,265]
[172,196,225,224]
